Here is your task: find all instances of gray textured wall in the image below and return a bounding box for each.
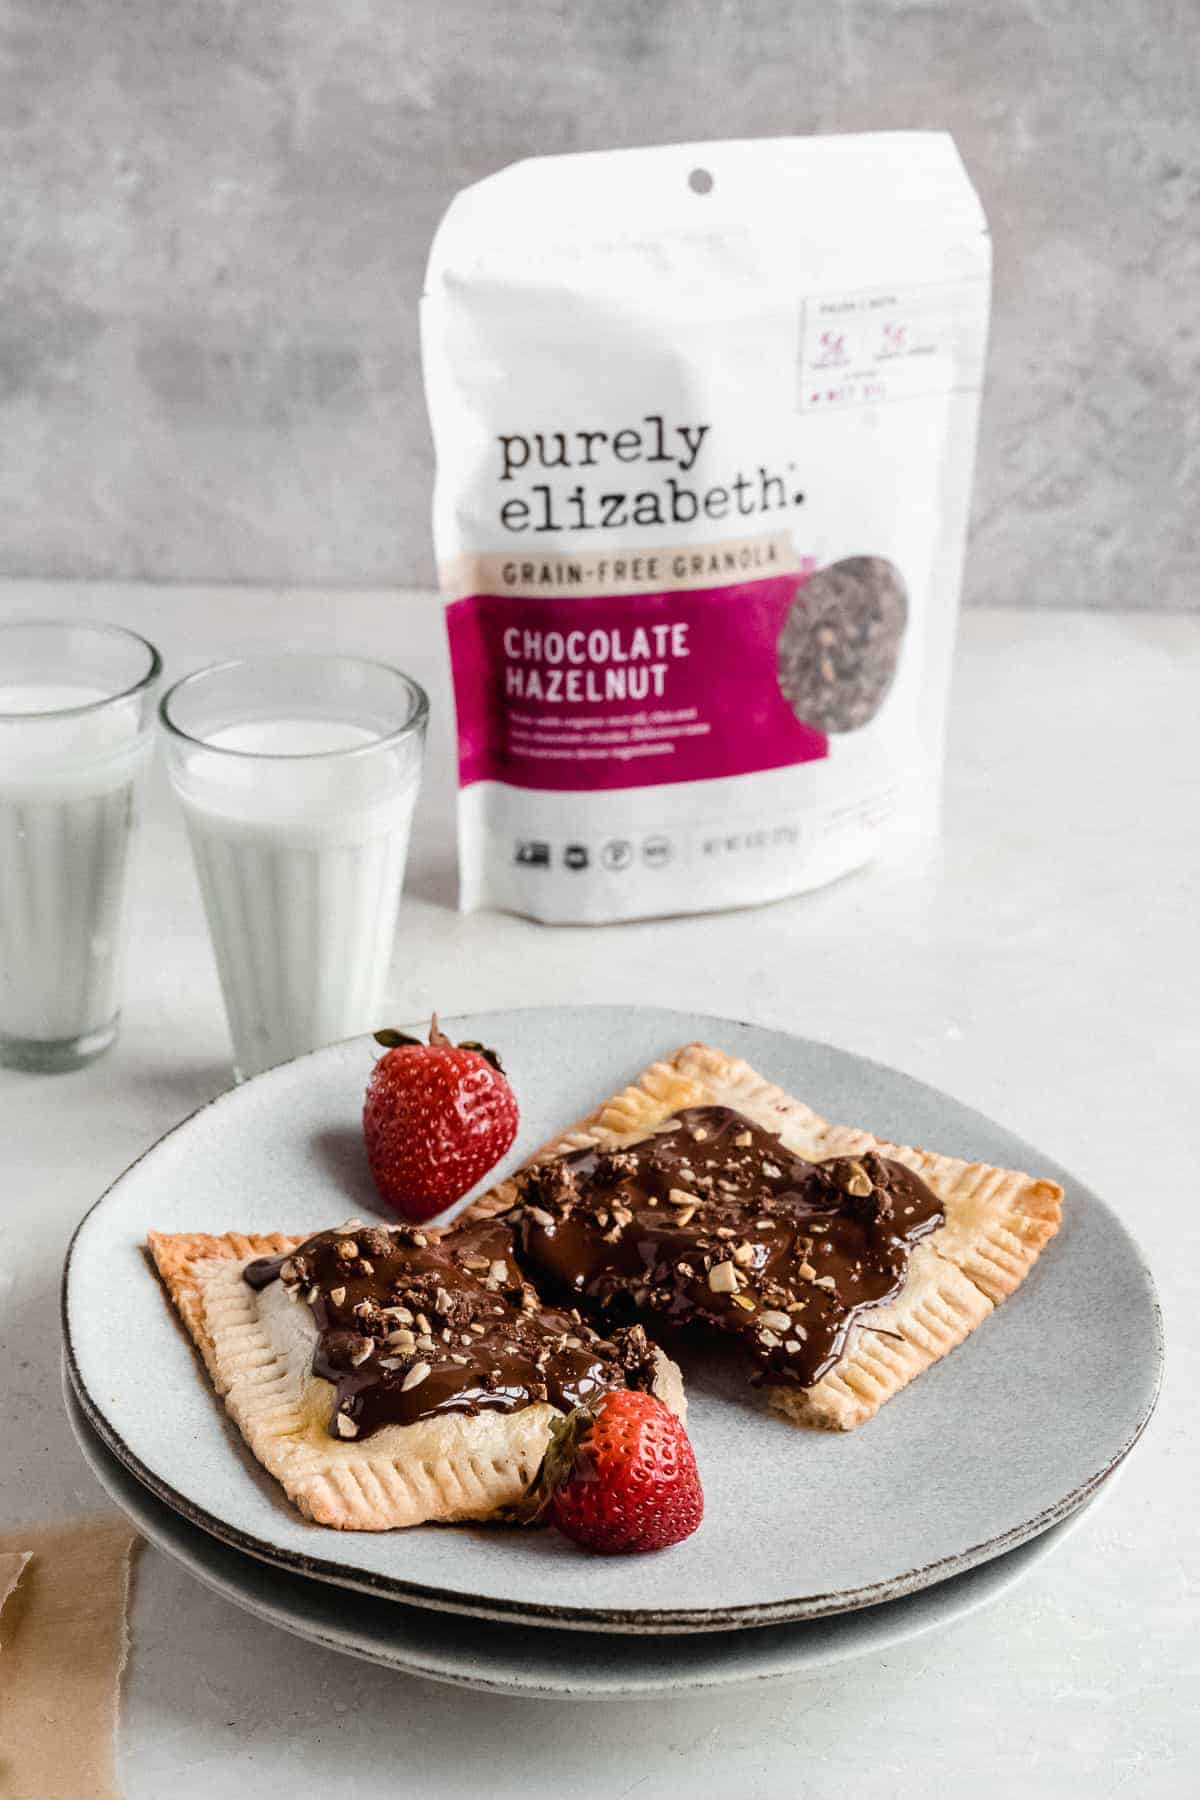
[1,0,1196,605]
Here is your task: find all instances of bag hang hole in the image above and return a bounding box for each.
[688,167,714,195]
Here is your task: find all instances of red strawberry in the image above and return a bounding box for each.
[521,1390,703,1555]
[363,1015,519,1223]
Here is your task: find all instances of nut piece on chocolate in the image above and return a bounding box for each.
[510,1106,943,1391]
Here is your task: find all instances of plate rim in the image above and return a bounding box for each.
[63,1362,1106,1697]
[61,1005,1165,1634]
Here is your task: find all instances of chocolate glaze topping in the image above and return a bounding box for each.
[511,1105,944,1389]
[244,1219,659,1441]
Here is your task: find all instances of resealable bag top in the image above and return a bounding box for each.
[422,134,990,923]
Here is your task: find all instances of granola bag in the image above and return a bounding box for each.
[421,134,990,922]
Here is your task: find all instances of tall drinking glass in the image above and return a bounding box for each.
[160,653,428,1082]
[0,620,161,1071]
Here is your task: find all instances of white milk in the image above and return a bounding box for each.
[171,716,421,1079]
[0,683,149,1051]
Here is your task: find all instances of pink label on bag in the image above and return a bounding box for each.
[447,572,828,793]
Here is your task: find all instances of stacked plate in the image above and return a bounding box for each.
[63,1009,1163,1699]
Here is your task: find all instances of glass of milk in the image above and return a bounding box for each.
[0,619,162,1072]
[160,653,428,1082]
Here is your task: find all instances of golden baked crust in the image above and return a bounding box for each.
[147,1228,683,1530]
[458,1041,1063,1431]
[147,1231,304,1373]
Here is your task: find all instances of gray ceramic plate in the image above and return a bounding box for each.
[64,1367,1104,1697]
[63,1008,1162,1634]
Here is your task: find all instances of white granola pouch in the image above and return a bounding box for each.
[421,134,990,923]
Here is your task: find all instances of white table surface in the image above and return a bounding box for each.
[1,583,1195,1797]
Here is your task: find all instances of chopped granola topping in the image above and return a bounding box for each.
[506,1103,943,1393]
[243,1214,658,1441]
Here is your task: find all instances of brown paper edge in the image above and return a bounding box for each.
[0,1519,138,1800]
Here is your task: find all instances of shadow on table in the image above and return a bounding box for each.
[403,844,458,911]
